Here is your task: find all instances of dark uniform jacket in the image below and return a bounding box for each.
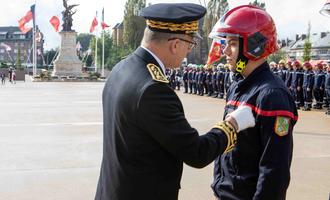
[303,70,314,88]
[212,62,298,200]
[95,47,231,200]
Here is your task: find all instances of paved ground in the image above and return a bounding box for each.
[0,81,329,200]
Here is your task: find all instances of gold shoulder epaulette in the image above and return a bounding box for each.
[146,63,169,83]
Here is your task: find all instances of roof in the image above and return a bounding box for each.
[291,32,330,49]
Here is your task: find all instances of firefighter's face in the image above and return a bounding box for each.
[223,36,239,72]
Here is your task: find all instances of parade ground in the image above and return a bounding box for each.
[0,81,329,200]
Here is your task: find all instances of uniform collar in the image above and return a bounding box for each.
[140,46,166,74]
[236,61,269,90]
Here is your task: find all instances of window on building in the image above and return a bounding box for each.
[318,49,328,55]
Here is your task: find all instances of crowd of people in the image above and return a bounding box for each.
[166,60,330,115]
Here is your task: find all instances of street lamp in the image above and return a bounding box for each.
[320,0,330,17]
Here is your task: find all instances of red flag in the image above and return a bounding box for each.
[90,17,98,33]
[101,22,110,30]
[206,39,225,65]
[18,5,35,33]
[49,16,60,32]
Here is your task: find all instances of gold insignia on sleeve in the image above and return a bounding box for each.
[213,121,237,153]
[274,116,290,136]
[146,64,169,83]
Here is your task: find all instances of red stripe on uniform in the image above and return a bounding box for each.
[227,100,299,121]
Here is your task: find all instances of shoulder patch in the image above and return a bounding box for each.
[146,64,169,83]
[274,116,290,136]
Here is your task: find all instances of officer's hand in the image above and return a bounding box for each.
[225,106,255,132]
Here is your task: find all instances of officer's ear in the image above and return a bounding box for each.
[168,38,180,55]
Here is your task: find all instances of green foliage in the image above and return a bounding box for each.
[77,33,94,52]
[15,46,22,69]
[0,62,8,68]
[44,49,58,66]
[88,31,134,70]
[249,0,266,10]
[123,0,146,49]
[267,49,286,63]
[203,0,229,47]
[303,21,312,62]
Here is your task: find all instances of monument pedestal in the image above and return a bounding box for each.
[53,31,82,77]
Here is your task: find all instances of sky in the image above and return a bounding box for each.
[1,0,330,50]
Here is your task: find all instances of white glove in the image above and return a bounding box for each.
[226,105,255,132]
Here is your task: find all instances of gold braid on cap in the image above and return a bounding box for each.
[146,19,198,34]
[213,121,237,153]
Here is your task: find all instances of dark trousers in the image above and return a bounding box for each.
[303,87,312,108]
[183,81,188,93]
[313,88,324,104]
[294,88,304,107]
[188,81,193,93]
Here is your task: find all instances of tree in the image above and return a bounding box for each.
[268,49,286,64]
[249,0,266,10]
[15,46,22,69]
[123,0,146,50]
[303,21,312,62]
[203,0,229,45]
[44,49,58,67]
[77,33,94,52]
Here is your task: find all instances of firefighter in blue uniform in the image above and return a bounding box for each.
[302,61,314,111]
[94,4,257,200]
[188,65,194,93]
[313,62,326,109]
[216,63,225,98]
[277,59,287,82]
[182,67,189,93]
[209,5,298,200]
[291,60,304,109]
[224,64,231,95]
[212,65,219,97]
[206,67,214,96]
[325,66,330,115]
[285,60,294,94]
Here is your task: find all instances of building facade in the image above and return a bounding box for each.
[281,32,330,61]
[0,26,44,67]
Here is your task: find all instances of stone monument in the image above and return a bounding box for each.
[53,0,82,77]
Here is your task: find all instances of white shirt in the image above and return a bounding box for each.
[141,46,166,74]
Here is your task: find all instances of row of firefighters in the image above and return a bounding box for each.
[165,60,330,115]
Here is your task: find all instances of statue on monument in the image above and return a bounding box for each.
[62,0,79,32]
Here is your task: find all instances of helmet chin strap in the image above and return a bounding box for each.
[235,38,249,74]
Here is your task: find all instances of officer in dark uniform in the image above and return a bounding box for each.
[313,62,326,109]
[209,5,298,200]
[94,4,256,200]
[193,66,199,94]
[302,61,314,111]
[217,64,226,98]
[325,66,330,115]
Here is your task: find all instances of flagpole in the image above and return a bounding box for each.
[33,1,37,77]
[95,37,98,73]
[101,8,105,77]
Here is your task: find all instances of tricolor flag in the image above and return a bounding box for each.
[49,16,60,32]
[101,8,110,30]
[90,14,98,33]
[18,4,35,34]
[206,39,226,65]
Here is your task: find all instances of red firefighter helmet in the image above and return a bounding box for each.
[292,60,301,67]
[303,61,312,69]
[209,5,279,60]
[316,61,324,70]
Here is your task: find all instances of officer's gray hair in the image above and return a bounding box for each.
[141,28,183,45]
